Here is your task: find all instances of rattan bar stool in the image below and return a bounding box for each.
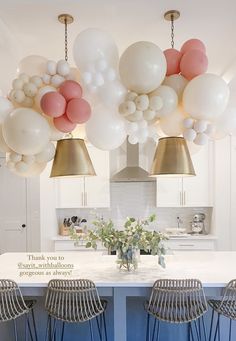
[44,279,108,341]
[145,278,208,341]
[208,279,236,341]
[0,279,38,341]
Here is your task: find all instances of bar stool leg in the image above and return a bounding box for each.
[213,314,220,341]
[229,318,232,341]
[151,318,157,341]
[45,315,50,341]
[89,319,95,341]
[201,316,207,341]
[13,319,18,341]
[25,315,29,341]
[209,309,216,341]
[95,316,102,341]
[102,312,108,341]
[60,321,65,341]
[27,315,34,341]
[146,313,150,341]
[31,308,38,341]
[193,320,201,341]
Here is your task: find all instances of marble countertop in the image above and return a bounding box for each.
[0,251,233,288]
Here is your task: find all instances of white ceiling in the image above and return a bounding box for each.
[0,0,236,92]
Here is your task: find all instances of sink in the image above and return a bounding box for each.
[165,227,187,235]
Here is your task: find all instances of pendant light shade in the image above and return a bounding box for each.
[50,138,96,177]
[150,137,195,177]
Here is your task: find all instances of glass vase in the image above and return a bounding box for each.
[116,246,139,272]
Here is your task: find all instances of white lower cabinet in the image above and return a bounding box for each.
[55,145,110,208]
[156,142,213,207]
[165,238,216,251]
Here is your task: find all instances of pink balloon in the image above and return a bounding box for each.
[180,49,208,80]
[59,80,82,102]
[40,92,66,118]
[53,114,76,133]
[66,98,91,124]
[164,49,182,76]
[180,39,206,54]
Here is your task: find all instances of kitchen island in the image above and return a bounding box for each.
[0,251,235,341]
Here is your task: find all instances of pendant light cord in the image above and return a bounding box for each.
[64,17,68,61]
[171,14,174,48]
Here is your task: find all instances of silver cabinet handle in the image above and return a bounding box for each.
[183,191,186,206]
[81,192,84,206]
[85,192,87,206]
[180,192,182,206]
[178,244,194,247]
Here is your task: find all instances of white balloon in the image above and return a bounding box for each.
[19,73,29,83]
[126,92,138,101]
[11,161,47,177]
[22,154,35,165]
[15,161,29,173]
[83,72,93,85]
[183,74,230,121]
[149,96,163,111]
[95,59,108,72]
[86,106,126,150]
[12,78,24,90]
[51,74,65,88]
[127,110,143,122]
[119,100,136,116]
[22,96,34,108]
[42,74,51,85]
[143,109,156,121]
[126,122,138,134]
[119,41,166,94]
[30,76,43,88]
[135,95,149,111]
[23,82,38,97]
[183,117,194,129]
[93,73,104,87]
[150,86,178,117]
[128,134,138,144]
[57,60,70,76]
[98,80,126,107]
[35,142,55,162]
[163,75,188,100]
[0,125,11,152]
[18,55,47,77]
[160,106,186,136]
[194,120,208,133]
[34,86,56,111]
[103,68,116,82]
[194,133,209,145]
[9,151,22,162]
[12,89,25,103]
[46,60,57,76]
[186,141,202,155]
[138,120,148,129]
[148,126,159,141]
[0,97,14,123]
[7,161,15,170]
[73,28,119,71]
[183,128,197,141]
[2,108,50,155]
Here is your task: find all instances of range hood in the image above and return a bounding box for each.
[111,141,155,182]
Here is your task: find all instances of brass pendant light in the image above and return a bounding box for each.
[150,137,195,177]
[50,138,96,177]
[50,15,96,178]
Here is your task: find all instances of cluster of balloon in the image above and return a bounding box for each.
[40,80,91,133]
[0,55,87,177]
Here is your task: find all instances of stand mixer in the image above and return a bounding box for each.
[190,213,206,234]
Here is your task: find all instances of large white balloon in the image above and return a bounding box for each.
[73,28,119,71]
[2,108,50,155]
[183,74,230,121]
[18,55,47,77]
[163,75,188,100]
[119,41,167,94]
[35,142,55,163]
[0,97,14,123]
[160,106,186,136]
[0,124,11,152]
[98,80,126,107]
[86,106,127,150]
[149,85,178,117]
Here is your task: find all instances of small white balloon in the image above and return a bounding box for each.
[183,128,197,141]
[205,123,214,136]
[136,129,148,143]
[135,95,149,111]
[42,74,51,85]
[126,92,138,101]
[51,74,65,87]
[126,122,138,134]
[12,78,24,90]
[22,96,34,108]
[30,76,43,88]
[95,59,108,72]
[194,133,209,145]
[93,73,104,87]
[119,101,136,116]
[15,161,30,173]
[19,73,29,83]
[103,68,116,82]
[128,134,138,144]
[23,82,38,97]
[143,109,156,121]
[83,72,93,85]
[149,96,163,111]
[22,154,35,165]
[35,142,55,162]
[57,60,70,76]
[194,120,208,133]
[9,151,22,162]
[138,120,148,129]
[183,117,194,129]
[47,60,57,75]
[148,126,159,140]
[12,89,25,103]
[127,110,143,122]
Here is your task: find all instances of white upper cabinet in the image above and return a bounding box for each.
[156,142,213,207]
[56,145,110,208]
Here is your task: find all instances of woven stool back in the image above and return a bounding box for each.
[147,278,207,323]
[0,279,29,321]
[45,279,104,322]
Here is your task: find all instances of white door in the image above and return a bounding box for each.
[0,158,27,253]
[156,177,182,207]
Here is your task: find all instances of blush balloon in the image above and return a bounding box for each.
[180,49,208,80]
[59,80,82,102]
[40,92,66,117]
[164,49,182,76]
[53,114,76,133]
[66,98,91,124]
[180,39,206,54]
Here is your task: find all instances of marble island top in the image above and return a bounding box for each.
[0,251,234,288]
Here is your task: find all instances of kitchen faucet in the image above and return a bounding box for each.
[177,216,183,229]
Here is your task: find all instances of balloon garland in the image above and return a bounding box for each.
[0,28,235,177]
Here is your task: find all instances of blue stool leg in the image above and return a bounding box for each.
[60,321,65,341]
[102,312,108,341]
[25,315,29,341]
[151,318,157,341]
[201,316,207,341]
[95,316,102,341]
[13,319,18,341]
[229,319,232,341]
[213,314,220,341]
[209,309,216,341]
[146,313,150,341]
[193,320,201,341]
[89,319,95,341]
[27,315,34,341]
[31,308,38,341]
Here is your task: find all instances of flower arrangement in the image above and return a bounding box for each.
[70,214,168,271]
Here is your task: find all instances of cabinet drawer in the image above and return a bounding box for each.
[165,239,215,251]
[54,241,87,251]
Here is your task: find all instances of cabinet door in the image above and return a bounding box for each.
[84,146,110,207]
[156,177,182,207]
[183,144,212,206]
[55,177,84,208]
